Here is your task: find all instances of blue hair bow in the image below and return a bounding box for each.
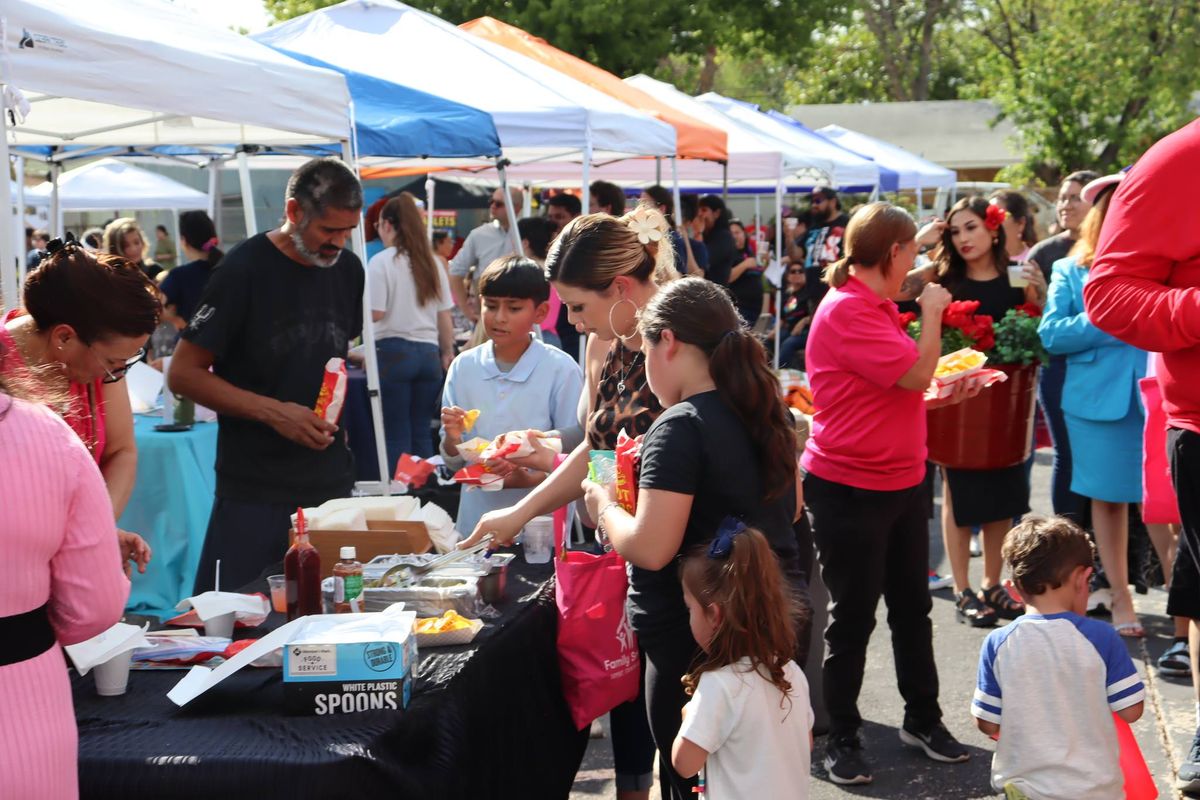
[708,516,748,559]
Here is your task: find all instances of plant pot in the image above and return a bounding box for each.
[927,363,1039,470]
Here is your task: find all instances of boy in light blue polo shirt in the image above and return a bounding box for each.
[440,256,584,536]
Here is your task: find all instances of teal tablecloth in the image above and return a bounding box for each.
[119,415,217,619]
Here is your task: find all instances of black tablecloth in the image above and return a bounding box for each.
[74,554,587,799]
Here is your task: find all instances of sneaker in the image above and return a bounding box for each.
[928,571,953,591]
[1158,640,1192,678]
[956,588,998,628]
[970,534,982,557]
[1177,728,1200,792]
[823,734,872,785]
[899,721,971,763]
[1087,570,1112,615]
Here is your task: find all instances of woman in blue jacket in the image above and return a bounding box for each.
[1038,172,1148,637]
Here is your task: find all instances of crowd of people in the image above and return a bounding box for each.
[3,115,1200,799]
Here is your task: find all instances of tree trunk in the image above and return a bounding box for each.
[913,0,947,100]
[698,45,719,94]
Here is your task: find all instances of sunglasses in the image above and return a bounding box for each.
[787,269,804,275]
[489,199,506,208]
[91,345,146,384]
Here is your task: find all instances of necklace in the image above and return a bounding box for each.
[614,346,643,395]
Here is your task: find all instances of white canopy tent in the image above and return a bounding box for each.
[252,0,677,173]
[25,157,210,214]
[815,123,957,212]
[0,0,414,495]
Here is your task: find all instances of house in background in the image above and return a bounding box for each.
[787,100,1022,182]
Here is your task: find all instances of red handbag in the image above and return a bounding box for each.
[552,504,640,730]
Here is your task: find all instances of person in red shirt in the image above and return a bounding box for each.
[1083,117,1200,791]
[803,202,978,785]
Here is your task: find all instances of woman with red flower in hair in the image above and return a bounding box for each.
[905,196,1048,627]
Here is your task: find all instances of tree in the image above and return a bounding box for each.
[968,0,1200,181]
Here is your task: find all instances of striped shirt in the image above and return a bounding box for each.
[972,611,1144,799]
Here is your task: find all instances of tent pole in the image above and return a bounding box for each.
[0,112,16,311]
[522,182,532,218]
[671,157,682,241]
[207,158,221,240]
[236,150,257,237]
[341,139,392,496]
[655,156,661,185]
[497,160,522,254]
[722,161,728,202]
[14,156,26,291]
[774,168,784,371]
[754,194,761,246]
[425,176,435,244]
[578,143,593,366]
[49,161,62,238]
[915,180,923,217]
[171,209,182,269]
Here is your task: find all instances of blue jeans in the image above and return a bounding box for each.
[1038,356,1085,522]
[780,331,809,370]
[376,337,442,466]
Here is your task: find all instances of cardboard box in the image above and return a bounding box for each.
[303,520,433,579]
[282,611,418,716]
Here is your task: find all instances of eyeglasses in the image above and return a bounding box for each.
[90,345,146,384]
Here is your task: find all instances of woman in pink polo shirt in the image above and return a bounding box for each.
[802,202,976,785]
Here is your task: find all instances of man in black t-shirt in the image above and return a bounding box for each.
[803,187,851,309]
[697,194,736,286]
[170,158,365,593]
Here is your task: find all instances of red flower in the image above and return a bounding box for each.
[897,311,917,329]
[984,202,1007,232]
[1015,302,1042,319]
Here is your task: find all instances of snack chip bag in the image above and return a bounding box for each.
[314,358,348,424]
[614,430,643,514]
[394,453,435,488]
[588,450,617,485]
[463,409,481,432]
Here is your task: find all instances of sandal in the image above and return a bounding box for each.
[980,584,1025,621]
[1114,620,1145,639]
[956,588,998,628]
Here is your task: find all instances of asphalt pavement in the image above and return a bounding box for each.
[570,451,1190,799]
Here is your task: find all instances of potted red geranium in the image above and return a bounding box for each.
[901,302,1046,469]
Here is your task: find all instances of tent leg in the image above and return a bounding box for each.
[774,177,784,371]
[207,158,222,241]
[722,161,728,203]
[0,114,16,311]
[655,156,661,185]
[671,157,682,242]
[14,155,26,292]
[236,150,257,237]
[425,176,436,243]
[522,182,532,218]
[49,161,61,238]
[497,161,522,254]
[341,140,392,496]
[171,210,182,268]
[578,146,593,366]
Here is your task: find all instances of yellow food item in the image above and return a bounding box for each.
[935,350,985,378]
[463,409,481,432]
[415,611,473,634]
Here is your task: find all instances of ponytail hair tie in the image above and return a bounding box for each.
[201,237,219,252]
[722,329,739,343]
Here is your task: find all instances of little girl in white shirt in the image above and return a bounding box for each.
[672,519,814,799]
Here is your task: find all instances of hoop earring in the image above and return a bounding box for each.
[608,297,640,342]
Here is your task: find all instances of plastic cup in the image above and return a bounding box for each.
[93,651,132,697]
[521,516,555,564]
[267,575,287,614]
[1007,263,1029,288]
[203,611,236,639]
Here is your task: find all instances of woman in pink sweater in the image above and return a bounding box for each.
[0,385,130,799]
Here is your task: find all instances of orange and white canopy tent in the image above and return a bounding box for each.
[361,15,726,181]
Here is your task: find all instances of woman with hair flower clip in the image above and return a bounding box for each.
[671,520,814,799]
[926,196,1047,628]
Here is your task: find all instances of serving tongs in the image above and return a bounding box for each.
[377,535,494,587]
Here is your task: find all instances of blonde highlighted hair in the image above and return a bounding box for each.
[545,203,679,291]
[822,202,916,289]
[102,217,148,261]
[1069,189,1115,269]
